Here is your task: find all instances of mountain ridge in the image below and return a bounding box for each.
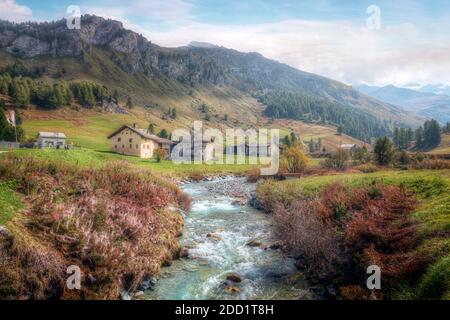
[0,15,422,142]
[355,84,450,124]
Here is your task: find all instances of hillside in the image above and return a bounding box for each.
[0,15,421,144]
[355,84,450,124]
[428,133,450,155]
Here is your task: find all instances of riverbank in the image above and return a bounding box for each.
[0,153,189,299]
[255,169,450,300]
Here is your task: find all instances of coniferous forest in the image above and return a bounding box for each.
[257,90,391,142]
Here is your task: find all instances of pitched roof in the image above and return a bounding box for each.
[340,144,357,148]
[38,132,66,139]
[107,125,175,145]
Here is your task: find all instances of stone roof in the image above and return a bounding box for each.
[107,125,175,145]
[38,132,66,139]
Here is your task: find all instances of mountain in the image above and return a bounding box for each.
[355,84,450,124]
[0,15,421,142]
[188,41,219,49]
[417,84,450,96]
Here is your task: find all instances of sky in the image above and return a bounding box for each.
[1,0,450,87]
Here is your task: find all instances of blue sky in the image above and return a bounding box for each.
[1,0,450,86]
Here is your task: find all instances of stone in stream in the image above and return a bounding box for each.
[246,239,262,247]
[224,285,240,294]
[206,233,221,242]
[269,241,282,250]
[179,247,190,258]
[225,272,244,283]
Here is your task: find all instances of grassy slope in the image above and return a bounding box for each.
[279,169,450,234]
[20,106,364,152]
[428,133,450,155]
[272,169,450,299]
[4,148,259,177]
[2,49,365,152]
[0,181,23,225]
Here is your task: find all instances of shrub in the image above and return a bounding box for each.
[246,168,261,183]
[0,155,186,299]
[417,256,450,300]
[279,145,308,174]
[355,163,378,173]
[395,150,411,166]
[256,179,303,213]
[154,148,167,162]
[273,200,344,276]
[339,285,374,300]
[413,159,450,170]
[321,149,348,170]
[374,137,395,165]
[188,170,205,182]
[352,146,371,164]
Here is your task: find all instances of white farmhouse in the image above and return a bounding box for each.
[37,132,67,149]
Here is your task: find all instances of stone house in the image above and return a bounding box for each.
[37,132,66,149]
[107,125,175,159]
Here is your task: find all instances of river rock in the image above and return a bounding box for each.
[269,241,282,250]
[206,233,221,242]
[224,285,240,294]
[120,291,131,300]
[246,239,262,247]
[179,247,190,258]
[0,226,10,237]
[226,273,244,283]
[133,291,145,297]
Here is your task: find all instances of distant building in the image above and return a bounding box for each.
[107,124,175,159]
[339,143,357,151]
[38,132,66,149]
[225,143,272,157]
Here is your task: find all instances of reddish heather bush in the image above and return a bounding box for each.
[269,180,424,298]
[412,159,450,170]
[339,285,378,300]
[0,155,187,299]
[273,199,344,276]
[342,185,424,288]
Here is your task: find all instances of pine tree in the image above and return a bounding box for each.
[158,129,169,139]
[126,96,133,109]
[423,119,441,148]
[415,126,424,149]
[374,136,395,165]
[0,110,15,141]
[113,89,119,104]
[309,137,315,153]
[148,123,155,134]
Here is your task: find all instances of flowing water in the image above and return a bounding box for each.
[147,177,312,300]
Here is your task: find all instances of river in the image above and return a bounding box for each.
[146,176,313,300]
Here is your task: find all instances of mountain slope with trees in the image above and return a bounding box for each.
[0,15,422,143]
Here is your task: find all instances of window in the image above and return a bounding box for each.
[129,138,133,143]
[122,145,124,148]
[136,144,138,149]
[115,145,117,149]
[118,137,121,142]
[130,144,132,149]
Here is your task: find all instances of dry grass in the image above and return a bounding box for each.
[0,154,188,299]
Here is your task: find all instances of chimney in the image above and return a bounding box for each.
[132,123,137,128]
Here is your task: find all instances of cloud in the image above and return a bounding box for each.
[143,18,450,87]
[83,0,192,24]
[0,0,33,22]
